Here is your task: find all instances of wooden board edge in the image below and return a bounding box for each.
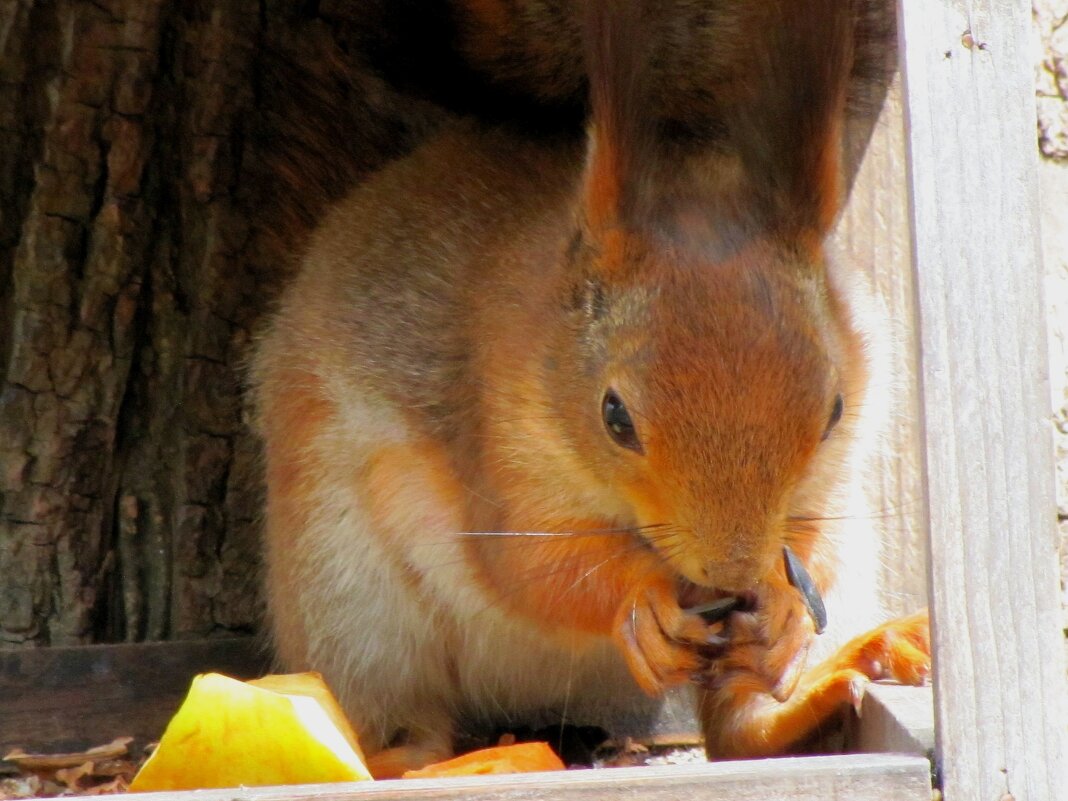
[850,683,934,759]
[896,0,1068,797]
[0,637,270,756]
[113,755,931,801]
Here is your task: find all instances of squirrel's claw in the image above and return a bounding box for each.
[708,578,817,700]
[614,576,713,695]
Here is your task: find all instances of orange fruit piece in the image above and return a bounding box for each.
[402,742,565,779]
[129,672,372,791]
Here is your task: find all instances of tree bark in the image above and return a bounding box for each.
[0,0,439,646]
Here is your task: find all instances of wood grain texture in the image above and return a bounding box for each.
[116,755,932,801]
[897,1,1068,798]
[0,637,269,755]
[850,683,934,758]
[0,637,705,759]
[834,68,929,619]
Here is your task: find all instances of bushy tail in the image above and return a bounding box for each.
[578,0,867,248]
[721,0,858,237]
[247,17,445,269]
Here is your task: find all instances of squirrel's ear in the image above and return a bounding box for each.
[580,0,654,237]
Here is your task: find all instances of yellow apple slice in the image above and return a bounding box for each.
[246,672,366,764]
[129,672,372,791]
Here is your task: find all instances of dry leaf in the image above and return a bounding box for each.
[2,737,140,798]
[3,737,132,772]
[79,777,129,796]
[54,761,94,791]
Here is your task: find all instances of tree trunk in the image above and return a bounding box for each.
[0,0,440,646]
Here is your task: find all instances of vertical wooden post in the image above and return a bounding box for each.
[897,1,1068,799]
[834,72,929,618]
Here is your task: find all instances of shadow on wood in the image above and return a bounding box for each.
[0,637,269,756]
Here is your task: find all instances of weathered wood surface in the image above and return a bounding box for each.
[0,636,713,760]
[834,68,929,618]
[0,637,270,755]
[850,683,934,759]
[115,755,932,801]
[0,633,921,764]
[897,0,1068,798]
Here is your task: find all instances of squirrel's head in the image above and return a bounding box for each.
[540,0,866,591]
[548,227,866,592]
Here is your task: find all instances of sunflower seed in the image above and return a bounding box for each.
[685,596,744,625]
[783,545,827,634]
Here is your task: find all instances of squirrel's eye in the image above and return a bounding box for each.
[602,390,643,453]
[822,394,844,441]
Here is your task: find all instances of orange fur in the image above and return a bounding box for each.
[465,518,660,636]
[701,612,930,757]
[252,0,927,771]
[262,369,335,505]
[257,368,338,672]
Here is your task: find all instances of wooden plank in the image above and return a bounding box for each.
[0,637,269,755]
[851,683,934,759]
[117,754,931,801]
[896,1,1068,799]
[0,637,702,758]
[834,70,929,618]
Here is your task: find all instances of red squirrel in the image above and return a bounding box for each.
[253,0,929,775]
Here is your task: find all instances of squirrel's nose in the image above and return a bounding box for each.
[701,558,763,592]
[700,547,778,592]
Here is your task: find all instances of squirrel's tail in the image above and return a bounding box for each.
[251,1,889,261]
[247,15,447,269]
[579,0,867,249]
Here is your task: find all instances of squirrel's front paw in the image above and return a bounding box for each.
[613,576,718,695]
[708,580,817,702]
